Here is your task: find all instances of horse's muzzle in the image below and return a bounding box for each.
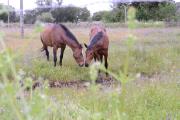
[85,63,89,67]
[79,64,84,67]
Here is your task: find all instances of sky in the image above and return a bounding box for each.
[0,0,180,14]
[0,0,112,14]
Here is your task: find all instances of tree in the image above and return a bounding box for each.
[0,4,18,22]
[24,4,90,24]
[51,6,90,23]
[78,7,90,21]
[92,11,107,21]
[36,0,50,6]
[159,2,176,21]
[56,0,63,5]
[103,11,117,22]
[37,12,54,22]
[92,8,125,22]
[24,10,37,24]
[112,1,176,22]
[36,0,63,7]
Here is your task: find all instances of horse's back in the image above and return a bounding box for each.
[89,25,106,39]
[41,24,65,47]
[89,25,109,49]
[41,24,54,47]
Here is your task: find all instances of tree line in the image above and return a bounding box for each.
[24,7,90,24]
[92,1,178,22]
[0,1,179,24]
[0,1,90,24]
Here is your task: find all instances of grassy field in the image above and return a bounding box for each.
[0,24,180,119]
[1,26,179,81]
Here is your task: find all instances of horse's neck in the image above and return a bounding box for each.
[64,38,79,51]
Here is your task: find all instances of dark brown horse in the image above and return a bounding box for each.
[41,24,84,67]
[84,26,109,70]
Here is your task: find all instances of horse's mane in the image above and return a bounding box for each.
[59,24,79,44]
[88,31,103,49]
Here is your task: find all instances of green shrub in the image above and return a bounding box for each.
[36,12,54,23]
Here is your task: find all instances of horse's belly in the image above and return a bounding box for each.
[44,40,53,47]
[52,39,64,47]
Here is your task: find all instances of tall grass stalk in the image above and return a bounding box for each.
[0,32,24,120]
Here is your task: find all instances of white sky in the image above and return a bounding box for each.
[0,0,112,14]
[0,0,180,13]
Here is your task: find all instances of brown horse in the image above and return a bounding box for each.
[84,26,109,70]
[41,24,84,67]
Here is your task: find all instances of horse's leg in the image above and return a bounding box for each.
[94,55,97,62]
[95,53,101,61]
[104,52,108,76]
[53,46,58,67]
[44,46,49,61]
[59,45,66,66]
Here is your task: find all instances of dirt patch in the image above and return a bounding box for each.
[32,74,119,90]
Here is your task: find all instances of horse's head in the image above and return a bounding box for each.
[73,44,84,67]
[84,43,94,67]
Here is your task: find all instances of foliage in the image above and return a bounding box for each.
[103,10,119,22]
[92,11,108,21]
[0,4,19,23]
[51,6,90,23]
[78,7,90,21]
[36,0,63,6]
[24,6,90,24]
[51,6,77,23]
[100,1,176,22]
[0,7,179,120]
[92,7,125,23]
[24,10,37,24]
[159,2,176,21]
[135,2,176,21]
[37,12,54,23]
[135,2,160,21]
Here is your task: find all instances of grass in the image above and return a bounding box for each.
[0,8,179,119]
[0,75,179,119]
[17,38,179,81]
[60,21,165,28]
[0,26,179,81]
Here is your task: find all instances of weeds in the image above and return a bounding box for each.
[0,7,179,120]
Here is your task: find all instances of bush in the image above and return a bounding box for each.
[92,11,108,21]
[51,6,90,23]
[159,2,176,21]
[78,7,90,21]
[0,4,18,23]
[92,8,125,23]
[36,12,54,23]
[0,12,8,22]
[24,10,37,24]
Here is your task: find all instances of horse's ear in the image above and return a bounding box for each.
[84,43,88,48]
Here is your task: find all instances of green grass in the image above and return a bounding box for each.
[19,40,179,81]
[0,8,180,119]
[0,76,179,120]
